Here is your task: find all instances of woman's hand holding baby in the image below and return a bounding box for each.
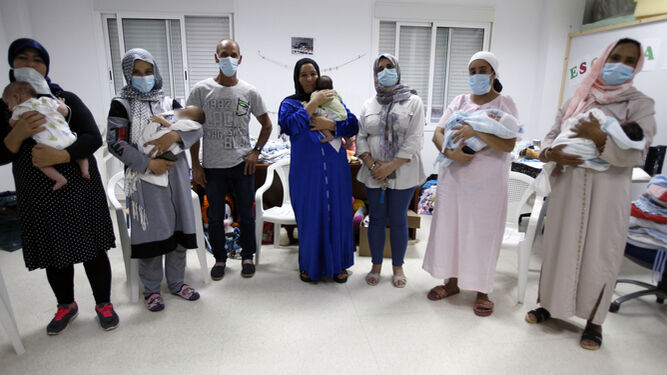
[144,131,181,157]
[569,112,606,149]
[147,159,174,175]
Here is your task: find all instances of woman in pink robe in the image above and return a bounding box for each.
[423,51,519,317]
[525,38,656,351]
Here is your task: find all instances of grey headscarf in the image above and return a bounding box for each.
[373,53,417,161]
[118,48,165,231]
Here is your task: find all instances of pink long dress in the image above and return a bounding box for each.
[422,94,518,294]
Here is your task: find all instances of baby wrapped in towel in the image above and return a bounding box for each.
[534,108,645,195]
[435,109,522,167]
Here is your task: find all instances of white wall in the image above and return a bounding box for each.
[0,0,585,189]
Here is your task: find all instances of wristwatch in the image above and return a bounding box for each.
[253,145,262,153]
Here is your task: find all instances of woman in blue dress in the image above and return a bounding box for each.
[278,58,359,282]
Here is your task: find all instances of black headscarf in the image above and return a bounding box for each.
[286,58,320,102]
[7,38,63,95]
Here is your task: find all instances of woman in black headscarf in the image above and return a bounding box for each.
[278,58,359,282]
[0,38,117,335]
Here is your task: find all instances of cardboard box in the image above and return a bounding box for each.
[358,210,420,258]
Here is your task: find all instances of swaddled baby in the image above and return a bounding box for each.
[534,108,646,195]
[435,109,522,168]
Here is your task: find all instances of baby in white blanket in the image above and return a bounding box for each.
[534,108,645,195]
[3,81,89,190]
[140,105,204,187]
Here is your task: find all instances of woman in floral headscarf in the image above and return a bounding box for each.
[107,48,203,312]
[356,54,425,288]
[526,38,655,351]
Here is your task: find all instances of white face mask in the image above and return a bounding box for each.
[11,67,52,96]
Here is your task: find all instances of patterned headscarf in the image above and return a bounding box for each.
[562,39,644,121]
[7,38,63,95]
[373,54,417,161]
[118,48,164,230]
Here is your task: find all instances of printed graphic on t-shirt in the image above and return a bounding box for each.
[203,98,251,150]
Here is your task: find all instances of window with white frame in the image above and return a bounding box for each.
[102,14,232,102]
[378,21,489,126]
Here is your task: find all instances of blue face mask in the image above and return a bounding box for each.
[469,74,491,95]
[601,62,634,86]
[131,75,155,93]
[218,56,239,77]
[377,68,398,87]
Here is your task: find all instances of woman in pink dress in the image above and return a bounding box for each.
[422,51,519,316]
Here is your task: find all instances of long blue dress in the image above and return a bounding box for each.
[278,99,359,280]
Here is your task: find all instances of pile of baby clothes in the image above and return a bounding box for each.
[251,135,291,164]
[417,179,437,215]
[628,175,667,281]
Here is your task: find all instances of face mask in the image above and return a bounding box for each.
[469,74,491,95]
[11,67,52,95]
[377,68,398,87]
[601,62,634,86]
[131,75,155,93]
[218,56,239,77]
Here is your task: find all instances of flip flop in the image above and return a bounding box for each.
[525,307,551,324]
[473,298,494,317]
[427,285,460,301]
[365,272,380,286]
[580,327,602,350]
[392,274,407,288]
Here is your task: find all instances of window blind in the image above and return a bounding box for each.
[398,25,431,103]
[430,27,449,122]
[184,16,232,86]
[445,28,484,105]
[378,21,396,55]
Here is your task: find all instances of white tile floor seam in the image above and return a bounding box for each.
[0,214,666,374]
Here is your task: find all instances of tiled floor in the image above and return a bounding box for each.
[1,215,666,374]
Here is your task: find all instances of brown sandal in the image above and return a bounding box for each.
[427,284,460,301]
[473,298,494,317]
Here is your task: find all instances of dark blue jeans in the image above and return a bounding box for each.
[205,162,256,262]
[365,186,416,266]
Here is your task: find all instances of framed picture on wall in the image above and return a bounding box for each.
[291,37,314,55]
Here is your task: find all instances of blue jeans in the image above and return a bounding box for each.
[365,186,416,266]
[205,162,256,262]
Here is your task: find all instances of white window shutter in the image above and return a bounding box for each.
[378,21,396,55]
[398,25,431,103]
[430,27,449,122]
[122,19,175,98]
[184,16,232,86]
[169,20,186,100]
[446,28,484,105]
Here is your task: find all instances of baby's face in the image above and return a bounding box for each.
[1,93,21,110]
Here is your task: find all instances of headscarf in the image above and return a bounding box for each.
[287,58,320,102]
[373,53,417,161]
[7,38,63,95]
[468,50,503,93]
[118,48,165,231]
[562,39,644,121]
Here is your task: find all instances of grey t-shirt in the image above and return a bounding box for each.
[187,78,267,168]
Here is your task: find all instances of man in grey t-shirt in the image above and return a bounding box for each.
[188,39,272,280]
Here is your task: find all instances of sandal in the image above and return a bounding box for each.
[580,327,602,350]
[392,274,407,288]
[172,284,200,301]
[473,298,494,317]
[365,272,380,286]
[525,307,551,324]
[144,293,165,312]
[333,270,349,284]
[300,270,313,283]
[427,284,460,301]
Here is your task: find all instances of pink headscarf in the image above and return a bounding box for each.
[562,39,644,121]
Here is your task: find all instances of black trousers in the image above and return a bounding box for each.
[45,251,112,305]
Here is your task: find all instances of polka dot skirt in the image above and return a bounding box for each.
[13,141,116,270]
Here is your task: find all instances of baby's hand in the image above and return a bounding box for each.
[487,113,502,121]
[150,115,171,127]
[8,118,17,127]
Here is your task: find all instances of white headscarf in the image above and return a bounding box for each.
[468,51,499,75]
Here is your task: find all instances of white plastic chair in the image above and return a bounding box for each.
[254,158,295,265]
[0,267,24,355]
[107,172,209,303]
[501,171,544,304]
